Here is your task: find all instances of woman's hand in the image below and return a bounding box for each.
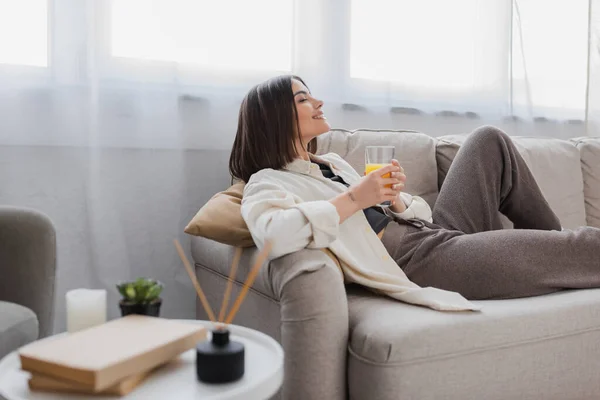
[389,159,407,212]
[349,164,402,209]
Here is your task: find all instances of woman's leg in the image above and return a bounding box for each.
[433,125,562,233]
[384,125,590,300]
[398,226,600,300]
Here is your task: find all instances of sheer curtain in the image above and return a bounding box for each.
[1,0,599,332]
[348,0,595,124]
[2,0,598,139]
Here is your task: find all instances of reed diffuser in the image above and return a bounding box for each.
[173,239,273,384]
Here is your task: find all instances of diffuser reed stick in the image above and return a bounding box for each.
[174,238,272,326]
[218,247,243,323]
[173,239,217,323]
[224,241,273,325]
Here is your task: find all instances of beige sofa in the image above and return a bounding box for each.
[192,128,600,400]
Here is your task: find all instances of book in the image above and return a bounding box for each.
[28,368,153,396]
[19,315,206,392]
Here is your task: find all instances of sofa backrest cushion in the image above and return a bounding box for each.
[317,129,439,206]
[572,137,600,228]
[436,135,587,229]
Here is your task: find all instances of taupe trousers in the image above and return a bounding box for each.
[381,125,600,300]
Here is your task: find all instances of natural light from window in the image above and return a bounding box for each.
[511,0,588,112]
[350,0,500,91]
[0,0,48,67]
[111,0,293,72]
[351,0,589,114]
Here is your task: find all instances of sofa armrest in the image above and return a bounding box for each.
[192,236,349,400]
[0,206,56,338]
[270,248,349,400]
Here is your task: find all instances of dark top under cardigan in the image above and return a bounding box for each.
[316,162,392,234]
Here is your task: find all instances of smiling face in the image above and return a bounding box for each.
[292,79,330,147]
[229,75,326,182]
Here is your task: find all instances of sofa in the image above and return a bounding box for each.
[192,128,600,400]
[0,206,56,360]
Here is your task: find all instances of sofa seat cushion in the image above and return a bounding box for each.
[0,301,38,359]
[437,135,587,230]
[347,286,600,400]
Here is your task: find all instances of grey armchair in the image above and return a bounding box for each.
[0,206,56,359]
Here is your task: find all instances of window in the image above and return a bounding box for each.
[0,0,48,67]
[511,0,589,114]
[110,0,294,72]
[0,0,592,122]
[350,0,590,118]
[350,0,507,92]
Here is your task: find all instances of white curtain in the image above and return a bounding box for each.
[3,0,600,140]
[1,0,600,332]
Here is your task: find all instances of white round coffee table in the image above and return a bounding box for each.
[0,320,283,400]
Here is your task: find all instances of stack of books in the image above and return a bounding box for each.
[18,315,206,396]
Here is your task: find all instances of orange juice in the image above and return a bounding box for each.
[365,163,392,188]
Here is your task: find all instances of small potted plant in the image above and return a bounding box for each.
[117,277,164,317]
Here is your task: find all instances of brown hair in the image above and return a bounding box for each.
[229,75,317,182]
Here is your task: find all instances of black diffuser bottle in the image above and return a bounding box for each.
[196,327,245,383]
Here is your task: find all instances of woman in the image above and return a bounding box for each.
[229,75,600,311]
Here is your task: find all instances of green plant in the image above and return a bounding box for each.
[117,277,164,304]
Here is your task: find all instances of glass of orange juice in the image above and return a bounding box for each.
[365,146,396,207]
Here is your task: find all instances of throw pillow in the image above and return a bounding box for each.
[184,182,255,247]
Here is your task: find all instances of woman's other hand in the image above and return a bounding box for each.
[389,159,407,212]
[349,164,402,209]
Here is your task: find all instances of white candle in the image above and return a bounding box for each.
[66,289,107,333]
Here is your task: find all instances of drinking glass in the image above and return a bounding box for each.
[365,146,396,207]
